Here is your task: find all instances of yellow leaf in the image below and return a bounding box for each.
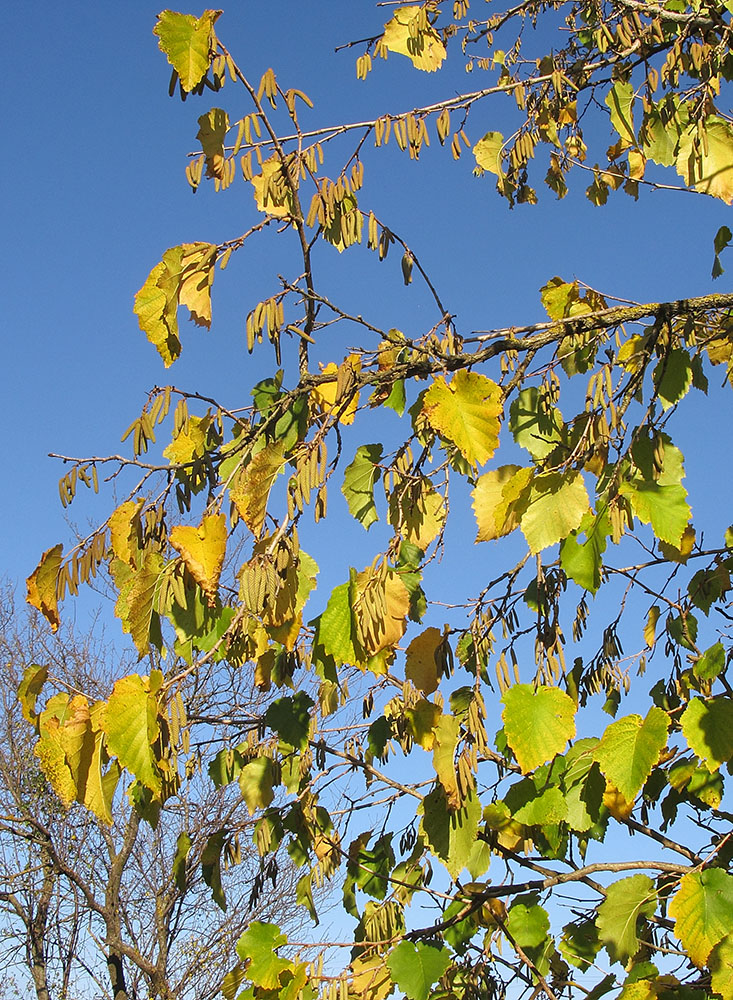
[353,570,410,656]
[26,544,63,632]
[644,605,660,648]
[350,953,393,1000]
[603,780,635,820]
[422,370,503,466]
[658,525,696,563]
[312,356,361,425]
[405,627,443,694]
[108,500,144,567]
[230,442,286,538]
[389,477,445,549]
[474,131,504,175]
[404,699,442,750]
[382,7,446,72]
[472,465,530,542]
[251,156,296,218]
[163,414,210,465]
[170,513,227,606]
[432,713,461,808]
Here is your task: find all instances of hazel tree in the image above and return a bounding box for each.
[23,5,733,1000]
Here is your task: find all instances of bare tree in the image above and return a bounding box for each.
[0,590,306,1000]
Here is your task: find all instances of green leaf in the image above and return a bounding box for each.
[101,674,161,794]
[342,444,383,529]
[238,757,276,815]
[474,131,504,175]
[620,437,691,546]
[502,684,576,774]
[606,80,635,147]
[420,784,481,878]
[597,874,656,964]
[154,9,220,92]
[314,580,360,666]
[173,831,192,891]
[680,697,733,772]
[466,839,492,879]
[386,941,451,1000]
[202,829,227,911]
[560,509,610,594]
[653,349,692,411]
[510,785,568,826]
[506,895,550,948]
[422,371,502,467]
[669,869,733,966]
[236,921,292,989]
[694,642,726,681]
[520,471,591,554]
[561,919,601,970]
[348,832,395,900]
[265,692,314,751]
[593,708,669,801]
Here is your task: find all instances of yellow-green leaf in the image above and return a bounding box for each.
[473,465,531,542]
[669,869,733,967]
[169,513,227,606]
[18,663,48,723]
[239,757,276,816]
[710,935,733,1000]
[502,684,576,774]
[154,9,220,92]
[519,472,590,554]
[115,550,164,657]
[108,499,144,567]
[680,697,733,772]
[134,243,217,367]
[593,708,669,802]
[26,544,63,632]
[605,80,635,148]
[101,674,161,794]
[230,442,286,538]
[422,371,502,467]
[676,117,733,204]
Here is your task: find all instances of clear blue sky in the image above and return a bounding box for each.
[4,1,731,623]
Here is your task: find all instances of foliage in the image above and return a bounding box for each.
[23,4,733,1000]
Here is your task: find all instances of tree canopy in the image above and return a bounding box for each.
[21,5,733,1000]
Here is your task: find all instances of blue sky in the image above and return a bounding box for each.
[4,1,732,632]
